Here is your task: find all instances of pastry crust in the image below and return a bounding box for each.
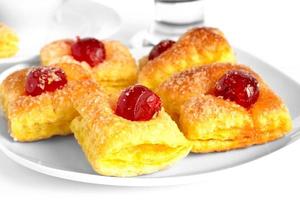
[69,80,191,177]
[138,27,236,90]
[0,63,90,141]
[157,63,292,152]
[0,23,19,58]
[40,39,137,94]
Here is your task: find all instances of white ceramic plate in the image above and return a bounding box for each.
[0,0,121,65]
[0,48,300,186]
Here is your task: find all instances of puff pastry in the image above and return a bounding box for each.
[40,39,137,95]
[0,23,19,58]
[138,27,236,90]
[157,63,292,152]
[69,80,191,177]
[0,63,90,141]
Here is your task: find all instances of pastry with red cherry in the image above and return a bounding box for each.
[0,63,90,141]
[138,27,236,90]
[69,80,191,177]
[40,37,137,96]
[157,63,292,152]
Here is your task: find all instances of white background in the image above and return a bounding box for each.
[1,0,300,199]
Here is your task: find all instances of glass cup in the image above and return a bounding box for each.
[131,0,205,47]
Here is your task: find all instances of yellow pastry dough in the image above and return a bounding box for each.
[157,63,292,152]
[0,23,19,58]
[69,80,191,177]
[0,63,90,141]
[138,27,236,90]
[40,39,137,96]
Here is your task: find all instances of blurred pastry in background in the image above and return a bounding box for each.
[0,22,19,58]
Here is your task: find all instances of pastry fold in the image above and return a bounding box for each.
[40,39,137,95]
[0,63,90,141]
[157,63,292,152]
[69,81,191,177]
[138,27,236,90]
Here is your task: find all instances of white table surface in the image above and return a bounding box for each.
[1,0,300,199]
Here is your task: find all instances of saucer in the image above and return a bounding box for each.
[0,0,121,65]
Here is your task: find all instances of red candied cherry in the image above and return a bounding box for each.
[214,70,259,108]
[148,40,175,60]
[115,85,162,121]
[71,37,106,67]
[25,66,67,97]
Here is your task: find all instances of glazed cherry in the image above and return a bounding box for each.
[214,70,259,108]
[25,66,67,97]
[148,40,175,60]
[115,85,162,121]
[71,37,106,67]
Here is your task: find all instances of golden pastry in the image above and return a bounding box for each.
[138,27,236,90]
[157,63,292,152]
[40,37,137,95]
[0,63,90,141]
[69,80,191,177]
[0,23,19,58]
